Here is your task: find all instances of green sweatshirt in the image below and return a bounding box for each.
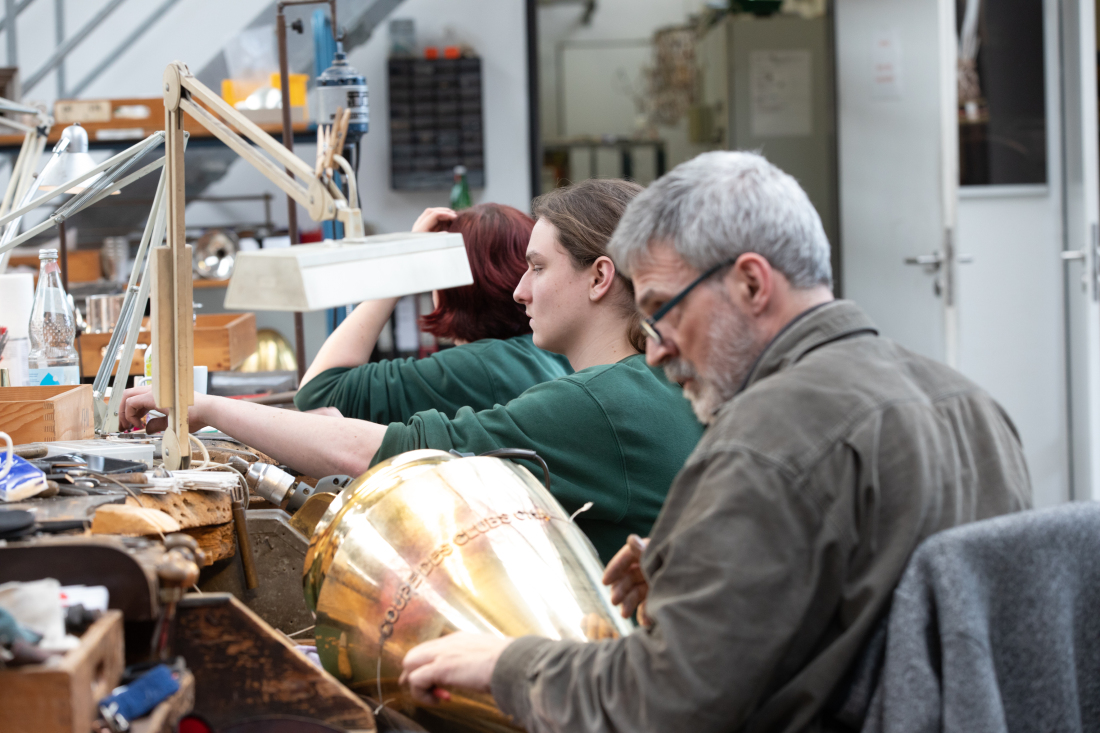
[373,354,704,562]
[294,334,572,423]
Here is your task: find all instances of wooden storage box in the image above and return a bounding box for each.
[0,609,124,733]
[9,249,103,286]
[0,384,93,443]
[79,312,257,377]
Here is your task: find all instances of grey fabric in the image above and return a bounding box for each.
[491,300,1032,733]
[862,502,1100,733]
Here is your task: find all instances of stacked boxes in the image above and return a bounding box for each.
[389,57,485,191]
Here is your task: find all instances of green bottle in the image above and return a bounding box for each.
[450,165,472,210]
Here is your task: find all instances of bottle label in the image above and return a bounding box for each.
[28,365,80,386]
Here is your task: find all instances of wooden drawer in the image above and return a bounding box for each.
[0,384,93,443]
[0,610,124,733]
[78,312,258,378]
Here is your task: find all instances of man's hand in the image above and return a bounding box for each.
[400,633,512,705]
[412,207,458,233]
[603,534,652,628]
[118,385,210,434]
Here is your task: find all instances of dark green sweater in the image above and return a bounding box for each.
[294,334,572,422]
[373,354,704,562]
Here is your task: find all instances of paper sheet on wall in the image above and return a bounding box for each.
[750,49,812,138]
[871,28,903,100]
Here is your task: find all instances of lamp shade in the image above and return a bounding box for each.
[37,123,111,194]
[224,232,474,311]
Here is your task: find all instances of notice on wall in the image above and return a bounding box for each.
[871,28,903,100]
[750,49,812,138]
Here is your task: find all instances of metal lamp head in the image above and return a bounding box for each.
[303,449,630,731]
[37,123,111,194]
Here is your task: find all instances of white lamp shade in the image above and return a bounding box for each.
[37,122,119,195]
[36,150,104,193]
[224,232,474,312]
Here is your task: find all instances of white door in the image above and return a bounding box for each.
[954,0,1071,507]
[1060,0,1100,502]
[835,0,959,363]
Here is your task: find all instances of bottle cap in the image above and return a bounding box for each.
[454,165,467,176]
[39,248,58,260]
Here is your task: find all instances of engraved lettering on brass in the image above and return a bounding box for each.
[377,508,552,643]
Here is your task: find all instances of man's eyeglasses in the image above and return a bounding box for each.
[641,258,737,345]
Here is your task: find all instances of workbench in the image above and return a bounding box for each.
[0,432,390,732]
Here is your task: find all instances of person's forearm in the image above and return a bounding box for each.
[195,396,387,478]
[300,298,399,387]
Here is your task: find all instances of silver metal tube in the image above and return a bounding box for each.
[0,0,35,36]
[54,0,64,97]
[5,0,16,67]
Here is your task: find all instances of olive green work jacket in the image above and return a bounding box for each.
[491,300,1032,733]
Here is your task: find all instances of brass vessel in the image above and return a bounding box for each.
[303,449,631,731]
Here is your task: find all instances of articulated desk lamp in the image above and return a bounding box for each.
[156,62,473,469]
[0,124,173,438]
[0,98,51,271]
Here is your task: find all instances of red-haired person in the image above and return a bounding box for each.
[294,205,571,422]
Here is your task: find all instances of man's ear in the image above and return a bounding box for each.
[725,253,774,315]
[590,255,618,302]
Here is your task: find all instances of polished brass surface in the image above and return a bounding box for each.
[239,328,297,373]
[288,492,337,538]
[303,450,631,731]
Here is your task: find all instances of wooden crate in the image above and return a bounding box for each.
[0,385,93,443]
[8,250,103,285]
[0,610,124,733]
[78,312,257,377]
[194,313,258,372]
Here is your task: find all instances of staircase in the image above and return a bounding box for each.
[2,0,403,244]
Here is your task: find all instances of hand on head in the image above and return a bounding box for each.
[412,207,458,234]
[118,385,209,434]
[603,534,652,628]
[399,632,511,705]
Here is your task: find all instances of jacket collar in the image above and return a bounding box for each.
[736,300,879,396]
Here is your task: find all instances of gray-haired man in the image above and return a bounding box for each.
[400,152,1032,732]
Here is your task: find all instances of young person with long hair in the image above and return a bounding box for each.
[295,204,571,422]
[120,180,703,560]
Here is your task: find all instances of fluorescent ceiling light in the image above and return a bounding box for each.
[223,231,474,312]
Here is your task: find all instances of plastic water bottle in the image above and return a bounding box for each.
[27,249,79,386]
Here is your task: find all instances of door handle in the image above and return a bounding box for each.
[1061,222,1100,300]
[905,252,975,265]
[904,252,944,267]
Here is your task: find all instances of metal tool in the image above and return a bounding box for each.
[285,474,350,512]
[150,533,203,660]
[232,496,259,591]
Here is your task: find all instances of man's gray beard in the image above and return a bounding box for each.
[664,303,762,424]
